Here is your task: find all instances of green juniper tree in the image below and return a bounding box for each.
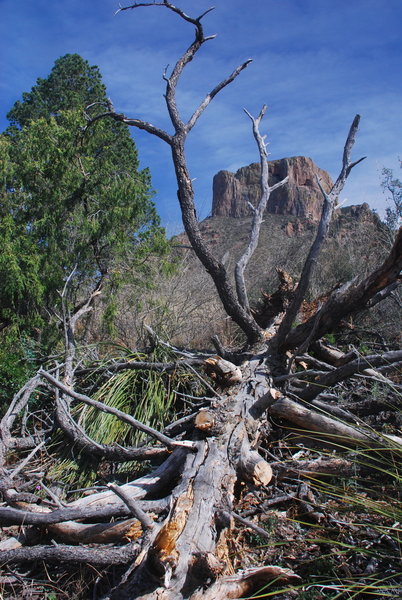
[1,54,167,334]
[0,54,167,401]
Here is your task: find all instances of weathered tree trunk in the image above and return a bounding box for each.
[107,357,275,599]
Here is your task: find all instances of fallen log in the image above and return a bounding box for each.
[0,542,140,566]
[298,350,402,401]
[269,397,402,449]
[104,356,275,600]
[0,497,168,527]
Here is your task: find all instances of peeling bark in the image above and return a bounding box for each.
[105,357,274,599]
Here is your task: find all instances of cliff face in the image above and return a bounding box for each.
[212,156,333,221]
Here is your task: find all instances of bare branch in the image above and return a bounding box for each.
[112,1,263,344]
[61,272,103,385]
[117,115,173,142]
[144,323,214,359]
[186,59,253,133]
[107,483,154,530]
[69,279,103,330]
[333,114,367,195]
[174,168,263,343]
[8,440,46,481]
[118,2,215,31]
[298,349,402,401]
[75,357,203,377]
[142,2,218,132]
[84,108,172,144]
[54,390,167,462]
[183,361,222,399]
[0,375,42,466]
[275,115,365,350]
[367,280,401,307]
[220,509,271,540]
[0,498,168,527]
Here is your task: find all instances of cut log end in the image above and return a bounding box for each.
[204,357,243,385]
[253,459,273,486]
[194,409,215,431]
[238,445,273,486]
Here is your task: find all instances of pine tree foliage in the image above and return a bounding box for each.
[0,54,167,333]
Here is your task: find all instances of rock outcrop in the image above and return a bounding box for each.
[340,202,374,222]
[212,156,333,221]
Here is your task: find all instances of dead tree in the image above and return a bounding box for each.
[0,3,401,599]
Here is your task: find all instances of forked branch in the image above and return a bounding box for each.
[235,106,288,311]
[84,1,263,344]
[117,2,215,37]
[118,2,217,133]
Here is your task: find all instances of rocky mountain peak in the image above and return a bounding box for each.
[212,156,333,221]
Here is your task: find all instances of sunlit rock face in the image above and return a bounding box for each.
[212,156,333,221]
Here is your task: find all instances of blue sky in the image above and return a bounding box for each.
[1,0,401,233]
